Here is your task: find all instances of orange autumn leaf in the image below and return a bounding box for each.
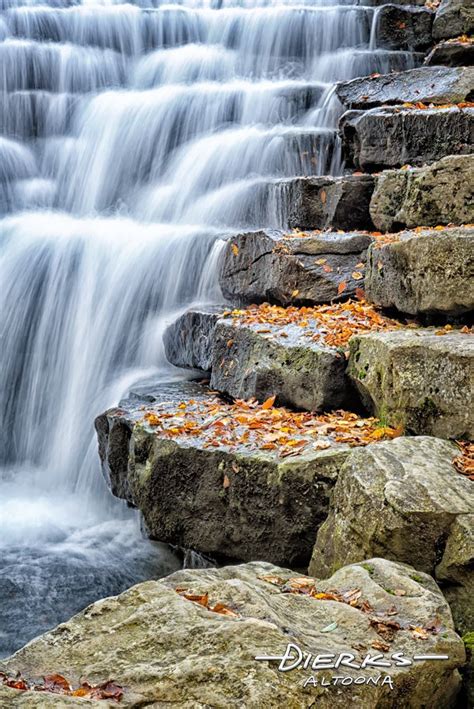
[261,395,276,410]
[337,281,347,295]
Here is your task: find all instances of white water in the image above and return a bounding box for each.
[0,0,417,655]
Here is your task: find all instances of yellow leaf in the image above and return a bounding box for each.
[231,243,239,256]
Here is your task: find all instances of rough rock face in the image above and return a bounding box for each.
[369,154,474,231]
[277,174,375,231]
[309,437,474,634]
[375,5,434,50]
[210,317,349,411]
[218,230,373,305]
[0,560,466,708]
[433,0,474,39]
[436,514,474,635]
[341,106,474,170]
[95,382,351,566]
[348,329,473,438]
[336,66,474,110]
[425,38,474,66]
[163,306,224,371]
[365,226,474,316]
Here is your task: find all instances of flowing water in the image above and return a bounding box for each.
[0,0,418,656]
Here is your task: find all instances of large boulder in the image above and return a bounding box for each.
[365,226,474,317]
[425,37,474,66]
[433,0,474,39]
[341,106,474,171]
[0,559,466,708]
[348,329,473,439]
[95,381,401,566]
[277,174,375,231]
[375,5,434,50]
[217,229,373,305]
[309,437,474,634]
[369,154,474,231]
[336,66,474,110]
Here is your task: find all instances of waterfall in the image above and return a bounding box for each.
[0,0,417,655]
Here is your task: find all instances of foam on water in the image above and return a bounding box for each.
[0,0,418,655]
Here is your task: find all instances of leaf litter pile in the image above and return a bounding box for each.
[175,574,443,649]
[222,300,405,350]
[0,672,123,701]
[143,394,402,458]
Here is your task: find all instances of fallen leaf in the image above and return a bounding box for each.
[261,395,276,410]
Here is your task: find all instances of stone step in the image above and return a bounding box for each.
[217,229,373,306]
[95,379,402,566]
[164,301,403,412]
[374,4,434,50]
[369,154,474,231]
[0,559,465,709]
[341,105,473,171]
[433,0,474,40]
[348,328,473,438]
[425,36,474,66]
[309,435,474,634]
[336,66,474,110]
[365,225,474,317]
[273,173,375,231]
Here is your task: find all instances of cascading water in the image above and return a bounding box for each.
[0,0,418,656]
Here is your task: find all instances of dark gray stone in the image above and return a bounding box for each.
[210,317,349,411]
[425,38,474,66]
[336,66,474,110]
[341,106,474,171]
[375,5,434,50]
[277,174,375,230]
[218,229,373,305]
[163,306,225,372]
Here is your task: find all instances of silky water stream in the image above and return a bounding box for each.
[0,0,416,655]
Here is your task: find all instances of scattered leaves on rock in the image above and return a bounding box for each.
[222,300,405,350]
[453,441,474,481]
[257,575,442,645]
[141,394,402,458]
[175,589,239,617]
[0,672,123,701]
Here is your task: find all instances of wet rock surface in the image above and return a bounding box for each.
[210,317,349,411]
[310,437,474,633]
[163,306,225,372]
[277,174,375,231]
[341,106,474,170]
[365,226,474,316]
[375,5,434,50]
[217,229,373,305]
[94,380,404,566]
[369,154,474,230]
[0,559,466,708]
[336,65,474,109]
[348,329,473,438]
